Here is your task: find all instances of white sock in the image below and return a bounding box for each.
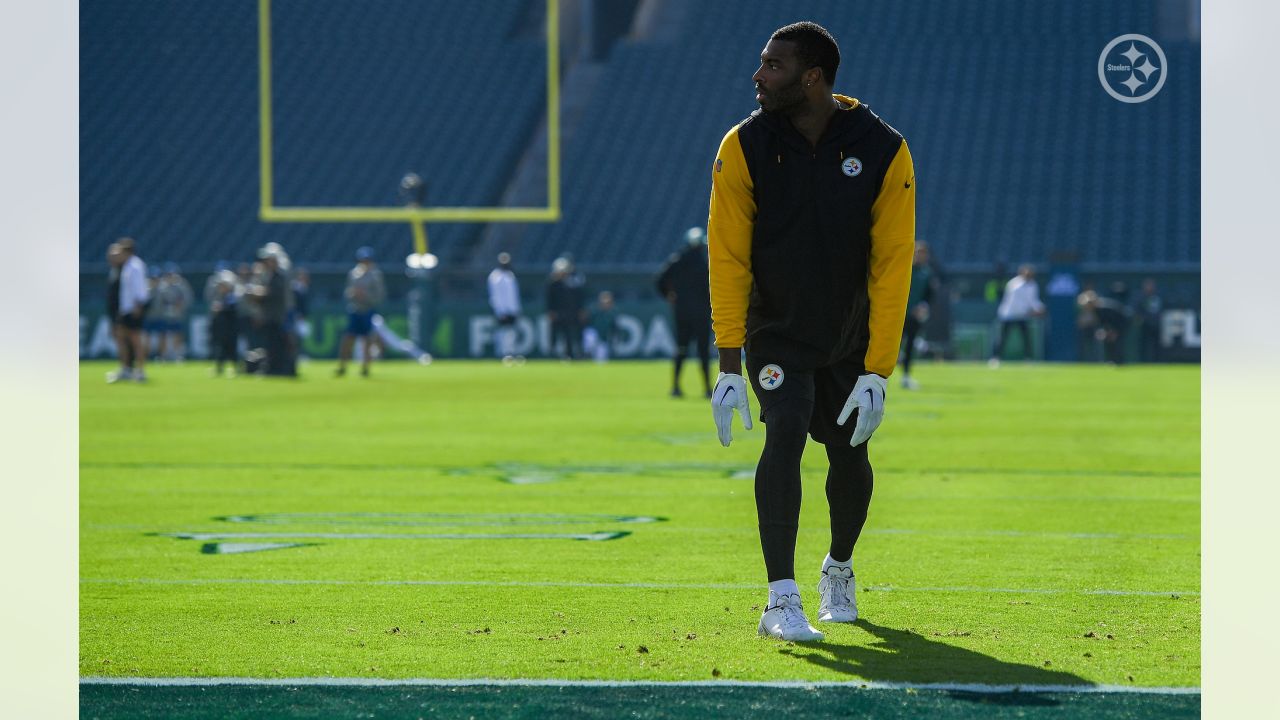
[767,578,799,606]
[822,554,853,573]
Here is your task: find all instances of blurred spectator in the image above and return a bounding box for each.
[243,246,296,376]
[238,261,264,357]
[983,261,1007,306]
[546,256,586,360]
[205,261,242,376]
[487,252,522,363]
[262,242,298,359]
[655,227,712,397]
[899,242,936,390]
[291,267,311,345]
[110,238,150,383]
[143,265,164,358]
[155,262,193,361]
[362,314,432,365]
[104,242,136,382]
[1135,278,1163,363]
[1094,281,1132,365]
[336,246,386,377]
[989,264,1045,367]
[584,291,619,363]
[1076,285,1102,362]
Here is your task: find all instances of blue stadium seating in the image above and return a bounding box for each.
[81,0,544,268]
[81,1,1199,272]
[523,0,1198,270]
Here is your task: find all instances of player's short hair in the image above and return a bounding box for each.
[770,21,840,86]
[117,237,136,253]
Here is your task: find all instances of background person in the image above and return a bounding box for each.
[899,242,935,390]
[989,264,1045,367]
[359,314,432,365]
[656,227,713,398]
[114,238,150,382]
[142,265,164,359]
[243,246,295,376]
[336,246,386,377]
[1076,285,1102,362]
[205,261,242,376]
[156,262,193,361]
[290,266,311,358]
[583,291,619,363]
[487,252,522,362]
[104,242,136,383]
[1095,281,1133,366]
[546,256,586,360]
[1136,277,1163,363]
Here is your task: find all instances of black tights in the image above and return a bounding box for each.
[755,398,875,581]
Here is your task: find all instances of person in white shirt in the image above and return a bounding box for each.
[110,237,151,382]
[487,252,522,362]
[989,264,1045,366]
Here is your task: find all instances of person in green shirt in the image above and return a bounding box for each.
[584,291,619,362]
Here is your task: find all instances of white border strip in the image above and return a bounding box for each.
[78,577,1199,597]
[78,677,1200,695]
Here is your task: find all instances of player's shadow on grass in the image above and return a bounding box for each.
[778,620,1090,706]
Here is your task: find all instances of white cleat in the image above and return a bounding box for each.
[817,565,858,623]
[901,375,920,390]
[757,593,824,642]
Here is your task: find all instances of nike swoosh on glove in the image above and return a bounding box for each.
[711,372,753,447]
[837,373,887,447]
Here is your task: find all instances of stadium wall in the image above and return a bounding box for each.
[79,269,1200,362]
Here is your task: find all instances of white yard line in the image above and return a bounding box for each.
[78,676,1200,694]
[79,577,1199,596]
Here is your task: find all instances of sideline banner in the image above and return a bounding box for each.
[79,303,689,360]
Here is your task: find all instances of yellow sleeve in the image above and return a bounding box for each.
[864,139,916,377]
[707,125,756,349]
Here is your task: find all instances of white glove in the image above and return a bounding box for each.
[837,373,887,447]
[711,372,753,447]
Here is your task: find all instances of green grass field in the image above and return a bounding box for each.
[79,359,1200,718]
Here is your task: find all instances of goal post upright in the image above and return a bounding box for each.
[256,0,562,226]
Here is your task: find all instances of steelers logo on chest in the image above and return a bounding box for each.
[841,156,863,177]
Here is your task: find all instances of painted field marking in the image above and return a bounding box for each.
[446,462,756,485]
[886,495,1200,504]
[202,542,315,555]
[79,577,1199,597]
[219,512,664,526]
[78,677,1200,695]
[868,528,1193,540]
[164,531,628,542]
[81,460,1198,481]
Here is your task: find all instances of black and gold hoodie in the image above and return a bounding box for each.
[707,94,915,377]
